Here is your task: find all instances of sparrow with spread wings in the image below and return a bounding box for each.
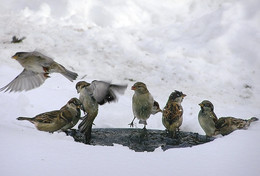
[1,51,78,92]
[76,80,127,143]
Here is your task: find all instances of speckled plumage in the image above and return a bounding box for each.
[17,98,82,132]
[215,116,258,135]
[198,100,258,136]
[162,90,186,137]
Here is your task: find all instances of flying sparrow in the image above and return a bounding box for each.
[129,82,162,129]
[76,80,127,143]
[17,98,82,133]
[0,51,78,92]
[162,90,186,138]
[215,116,258,136]
[198,100,218,137]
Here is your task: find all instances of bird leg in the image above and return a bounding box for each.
[78,113,98,144]
[42,66,49,73]
[143,125,147,130]
[128,117,136,127]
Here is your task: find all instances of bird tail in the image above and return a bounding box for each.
[61,67,78,82]
[78,114,96,134]
[52,63,78,82]
[17,117,34,123]
[248,117,258,123]
[245,117,258,128]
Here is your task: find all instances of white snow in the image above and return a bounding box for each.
[0,0,260,175]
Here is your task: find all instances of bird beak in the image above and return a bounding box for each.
[199,103,203,107]
[182,94,187,97]
[12,55,18,59]
[131,86,136,90]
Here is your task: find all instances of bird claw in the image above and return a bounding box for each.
[128,122,134,127]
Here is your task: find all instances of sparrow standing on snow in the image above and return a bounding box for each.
[17,98,82,133]
[162,90,186,138]
[0,51,78,92]
[215,116,258,136]
[129,82,162,129]
[76,80,127,143]
[198,100,218,137]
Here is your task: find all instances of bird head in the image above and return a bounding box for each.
[76,81,90,93]
[67,98,83,110]
[199,100,214,112]
[169,90,186,103]
[12,52,27,60]
[131,82,149,94]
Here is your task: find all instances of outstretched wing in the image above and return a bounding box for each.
[0,69,47,92]
[90,80,127,105]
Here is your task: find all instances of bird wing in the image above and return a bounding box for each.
[0,69,48,92]
[34,110,60,123]
[90,80,110,103]
[215,117,227,129]
[163,102,183,124]
[151,100,162,114]
[210,111,218,123]
[91,80,127,105]
[32,51,54,64]
[59,109,73,123]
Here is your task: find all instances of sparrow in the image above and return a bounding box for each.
[60,98,83,131]
[0,51,78,92]
[198,100,218,137]
[162,90,186,138]
[129,82,162,129]
[215,116,258,136]
[75,80,127,142]
[17,98,82,133]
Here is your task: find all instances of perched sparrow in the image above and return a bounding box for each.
[215,116,258,136]
[0,51,78,92]
[162,90,186,137]
[76,80,127,142]
[129,82,162,129]
[17,98,82,133]
[198,100,218,137]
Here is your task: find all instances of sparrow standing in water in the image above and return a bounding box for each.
[1,51,78,92]
[76,80,127,143]
[198,100,218,137]
[129,82,162,129]
[162,90,186,138]
[17,98,82,133]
